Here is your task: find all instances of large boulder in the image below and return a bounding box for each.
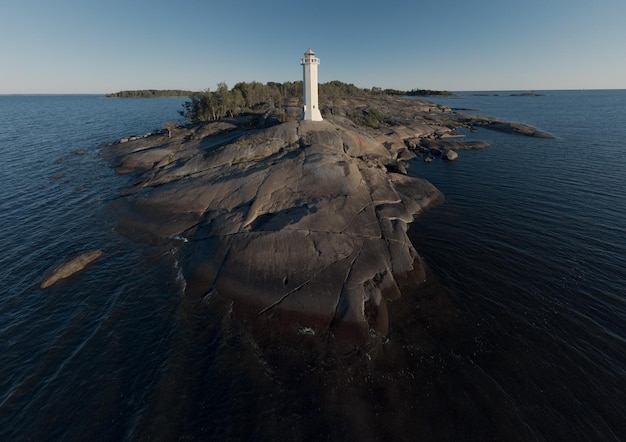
[443,149,459,161]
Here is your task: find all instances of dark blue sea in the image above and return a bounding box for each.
[1,92,624,440]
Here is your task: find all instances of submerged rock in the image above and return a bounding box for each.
[40,250,103,289]
[455,116,555,139]
[420,139,490,151]
[482,121,555,138]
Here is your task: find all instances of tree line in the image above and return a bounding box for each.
[180,80,447,123]
[180,81,301,122]
[385,88,452,97]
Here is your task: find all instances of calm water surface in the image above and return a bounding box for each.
[0,92,624,440]
[407,90,626,440]
[0,96,186,440]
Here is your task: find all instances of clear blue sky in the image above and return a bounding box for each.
[1,0,625,94]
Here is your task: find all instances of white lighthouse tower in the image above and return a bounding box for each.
[301,49,323,121]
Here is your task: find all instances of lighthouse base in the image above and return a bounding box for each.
[302,106,323,122]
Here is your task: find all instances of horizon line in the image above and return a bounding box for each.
[2,88,626,96]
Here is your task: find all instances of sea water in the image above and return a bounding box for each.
[0,96,187,440]
[0,92,624,440]
[407,90,626,440]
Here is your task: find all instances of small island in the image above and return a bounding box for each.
[103,93,551,349]
[101,52,553,353]
[510,92,545,97]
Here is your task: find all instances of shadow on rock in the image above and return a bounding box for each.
[136,262,533,441]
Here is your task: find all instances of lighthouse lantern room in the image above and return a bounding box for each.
[301,49,323,121]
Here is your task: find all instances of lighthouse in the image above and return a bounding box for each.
[301,49,323,121]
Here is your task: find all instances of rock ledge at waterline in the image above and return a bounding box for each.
[101,97,552,344]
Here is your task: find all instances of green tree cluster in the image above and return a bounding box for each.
[180,81,449,123]
[181,81,304,123]
[318,81,362,100]
[348,107,389,129]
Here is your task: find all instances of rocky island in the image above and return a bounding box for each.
[101,87,552,352]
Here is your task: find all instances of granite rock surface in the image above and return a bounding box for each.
[104,116,443,343]
[102,96,553,347]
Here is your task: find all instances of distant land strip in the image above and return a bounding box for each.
[106,85,451,99]
[106,89,195,98]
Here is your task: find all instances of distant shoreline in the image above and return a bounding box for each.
[106,89,195,98]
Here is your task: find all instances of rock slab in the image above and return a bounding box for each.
[41,250,103,289]
[105,118,443,344]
